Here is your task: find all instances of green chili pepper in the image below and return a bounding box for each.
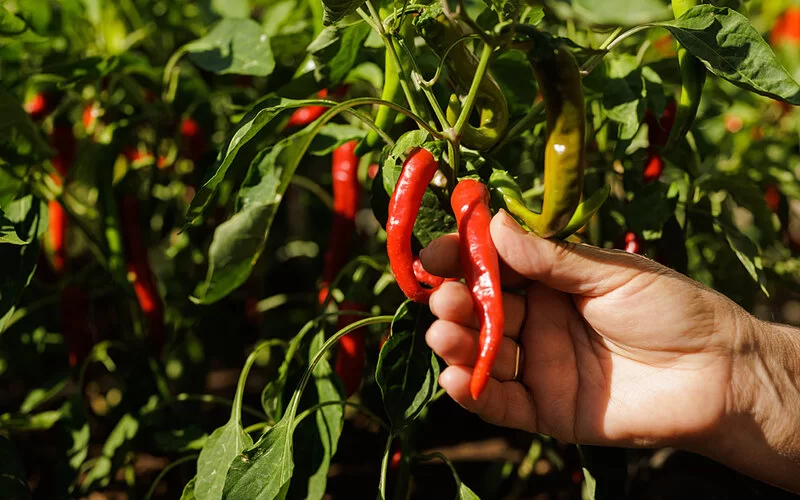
[666,0,706,147]
[488,170,609,239]
[355,10,411,156]
[504,43,585,237]
[415,7,508,150]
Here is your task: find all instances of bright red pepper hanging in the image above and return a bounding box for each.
[451,179,504,400]
[47,123,76,275]
[386,147,441,303]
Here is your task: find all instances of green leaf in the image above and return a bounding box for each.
[195,343,270,500]
[577,445,627,500]
[210,0,250,19]
[658,6,800,104]
[459,482,481,500]
[716,220,769,297]
[195,419,253,500]
[321,0,365,26]
[0,198,41,333]
[602,54,645,141]
[0,434,31,500]
[222,417,294,499]
[626,182,675,239]
[307,123,364,156]
[182,477,198,500]
[375,302,439,430]
[549,0,671,27]
[185,19,275,76]
[192,202,275,304]
[308,21,371,85]
[0,5,47,44]
[19,374,70,413]
[288,330,344,500]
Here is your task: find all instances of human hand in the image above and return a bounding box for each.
[421,211,752,451]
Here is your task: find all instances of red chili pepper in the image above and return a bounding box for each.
[386,148,441,303]
[320,140,360,292]
[764,184,782,214]
[451,179,504,400]
[623,231,642,254]
[47,124,76,274]
[412,256,450,288]
[771,7,800,46]
[643,100,676,183]
[284,87,349,130]
[180,117,207,162]
[120,195,165,355]
[82,102,101,132]
[24,93,50,122]
[643,148,665,184]
[334,301,366,398]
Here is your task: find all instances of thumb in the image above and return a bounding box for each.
[491,211,650,296]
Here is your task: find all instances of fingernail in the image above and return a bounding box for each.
[496,210,527,234]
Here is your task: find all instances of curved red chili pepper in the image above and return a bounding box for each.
[47,124,76,274]
[386,148,441,303]
[412,256,451,288]
[120,195,165,356]
[285,87,349,130]
[24,93,50,122]
[451,179,504,400]
[643,148,664,184]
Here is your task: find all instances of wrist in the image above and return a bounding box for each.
[703,312,800,492]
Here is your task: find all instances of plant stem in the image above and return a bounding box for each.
[452,42,494,140]
[362,1,429,124]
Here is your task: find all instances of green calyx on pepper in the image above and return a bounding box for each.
[415,7,509,151]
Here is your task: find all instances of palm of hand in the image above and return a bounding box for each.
[518,275,734,449]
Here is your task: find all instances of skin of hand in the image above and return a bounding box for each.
[420,210,800,493]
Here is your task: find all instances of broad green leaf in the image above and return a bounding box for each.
[182,477,198,500]
[716,221,768,296]
[0,434,31,500]
[603,54,645,141]
[0,5,47,44]
[459,483,481,499]
[185,19,275,76]
[154,427,209,453]
[192,202,275,304]
[288,330,344,500]
[308,21,371,85]
[195,343,268,500]
[375,302,439,430]
[0,199,41,333]
[211,0,249,19]
[195,420,253,500]
[658,6,800,104]
[321,0,365,26]
[0,410,62,431]
[549,0,671,27]
[222,417,294,499]
[186,97,324,226]
[626,182,675,240]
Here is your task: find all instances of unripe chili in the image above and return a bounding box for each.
[666,0,706,147]
[416,9,509,150]
[386,147,441,303]
[502,44,586,237]
[451,179,504,400]
[355,10,411,156]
